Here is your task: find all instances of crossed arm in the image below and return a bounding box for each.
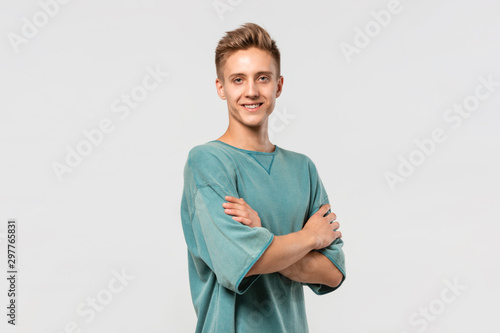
[279,249,344,288]
[222,196,344,288]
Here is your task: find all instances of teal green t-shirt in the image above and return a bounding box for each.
[180,140,346,333]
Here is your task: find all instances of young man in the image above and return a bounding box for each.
[180,23,346,332]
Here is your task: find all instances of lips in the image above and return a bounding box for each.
[241,103,263,111]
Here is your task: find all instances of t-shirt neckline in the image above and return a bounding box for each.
[209,140,279,155]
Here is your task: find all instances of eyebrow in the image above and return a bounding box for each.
[228,71,274,79]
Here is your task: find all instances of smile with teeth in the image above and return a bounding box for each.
[242,103,263,110]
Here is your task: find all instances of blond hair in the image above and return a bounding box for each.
[215,22,281,83]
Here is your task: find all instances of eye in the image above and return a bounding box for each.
[259,76,269,82]
[233,78,243,83]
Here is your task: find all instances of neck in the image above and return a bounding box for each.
[217,118,274,152]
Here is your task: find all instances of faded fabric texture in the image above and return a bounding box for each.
[180,140,346,333]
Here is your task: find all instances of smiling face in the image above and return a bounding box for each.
[216,47,283,129]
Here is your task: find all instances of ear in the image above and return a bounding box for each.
[276,75,284,98]
[215,78,226,100]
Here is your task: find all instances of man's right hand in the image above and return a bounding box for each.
[302,204,341,250]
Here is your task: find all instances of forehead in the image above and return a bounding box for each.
[223,47,277,77]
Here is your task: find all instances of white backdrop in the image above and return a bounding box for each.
[1,0,499,332]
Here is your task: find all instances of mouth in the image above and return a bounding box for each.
[241,103,264,112]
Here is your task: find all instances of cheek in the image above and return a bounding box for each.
[226,91,241,102]
[264,87,277,98]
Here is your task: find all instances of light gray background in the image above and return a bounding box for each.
[1,0,499,332]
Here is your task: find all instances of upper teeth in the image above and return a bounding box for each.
[244,104,261,109]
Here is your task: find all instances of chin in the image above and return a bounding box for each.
[236,115,264,126]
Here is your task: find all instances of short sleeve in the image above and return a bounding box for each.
[304,157,346,295]
[186,146,274,294]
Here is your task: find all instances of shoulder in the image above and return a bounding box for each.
[185,142,237,186]
[278,146,323,180]
[187,142,234,165]
[277,146,315,166]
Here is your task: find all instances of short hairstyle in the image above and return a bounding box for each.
[215,22,281,83]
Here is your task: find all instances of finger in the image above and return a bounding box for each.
[229,203,249,212]
[237,197,249,208]
[223,201,254,214]
[225,196,239,202]
[226,197,250,210]
[224,208,238,215]
[334,231,342,239]
[225,196,246,204]
[232,216,251,226]
[222,202,239,209]
[330,221,340,230]
[316,203,331,216]
[224,208,248,218]
[327,212,337,222]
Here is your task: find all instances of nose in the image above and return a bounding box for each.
[245,80,259,98]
